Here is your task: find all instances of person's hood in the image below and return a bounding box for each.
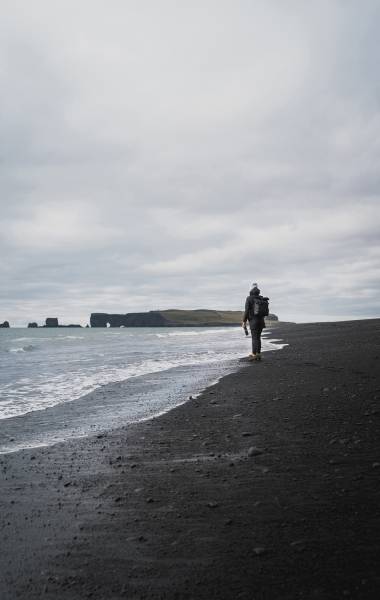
[250,287,260,296]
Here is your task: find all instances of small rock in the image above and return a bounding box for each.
[146,497,154,503]
[248,447,264,457]
[290,539,307,551]
[207,501,218,508]
[242,432,253,437]
[253,547,266,555]
[372,462,380,469]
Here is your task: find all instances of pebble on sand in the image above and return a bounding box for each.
[248,447,264,457]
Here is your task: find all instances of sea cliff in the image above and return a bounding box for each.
[90,309,279,327]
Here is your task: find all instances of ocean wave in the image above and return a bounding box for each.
[154,328,239,338]
[0,333,283,421]
[101,331,122,335]
[9,345,37,353]
[0,349,242,420]
[12,337,52,343]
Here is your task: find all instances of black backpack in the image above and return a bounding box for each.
[250,296,269,319]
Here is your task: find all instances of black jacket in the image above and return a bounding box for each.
[243,290,266,328]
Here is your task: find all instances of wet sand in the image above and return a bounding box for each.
[1,319,379,599]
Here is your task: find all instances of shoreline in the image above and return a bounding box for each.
[1,319,379,599]
[0,329,284,455]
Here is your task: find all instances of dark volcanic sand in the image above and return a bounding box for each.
[1,319,379,600]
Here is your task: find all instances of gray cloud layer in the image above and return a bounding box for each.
[1,1,379,325]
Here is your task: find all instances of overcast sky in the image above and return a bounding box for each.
[1,1,379,326]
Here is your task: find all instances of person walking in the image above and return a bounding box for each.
[242,283,269,361]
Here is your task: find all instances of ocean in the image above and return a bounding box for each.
[0,326,286,453]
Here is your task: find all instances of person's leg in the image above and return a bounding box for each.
[257,327,262,354]
[256,324,264,359]
[251,328,259,355]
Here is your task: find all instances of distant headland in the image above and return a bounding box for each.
[1,310,279,328]
[90,310,279,328]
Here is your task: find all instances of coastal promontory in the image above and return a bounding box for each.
[90,309,279,327]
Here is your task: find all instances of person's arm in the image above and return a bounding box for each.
[242,296,250,326]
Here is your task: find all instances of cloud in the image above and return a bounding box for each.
[1,1,379,325]
[4,202,121,250]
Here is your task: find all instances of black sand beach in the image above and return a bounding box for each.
[1,319,379,599]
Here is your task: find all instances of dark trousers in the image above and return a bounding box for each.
[250,320,263,354]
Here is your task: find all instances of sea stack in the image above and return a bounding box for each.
[0,321,10,328]
[266,314,278,321]
[45,318,59,327]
